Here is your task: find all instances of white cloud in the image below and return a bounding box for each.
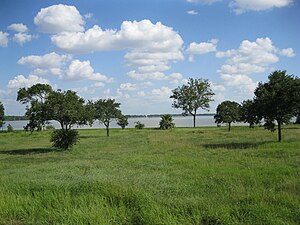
[84,13,93,19]
[187,10,198,15]
[34,4,85,33]
[13,33,36,45]
[65,59,113,82]
[187,39,218,61]
[280,48,295,57]
[18,52,70,70]
[7,23,29,33]
[51,19,184,81]
[186,0,221,4]
[151,86,172,97]
[7,75,50,89]
[230,0,293,14]
[0,31,9,47]
[120,83,138,91]
[216,37,293,96]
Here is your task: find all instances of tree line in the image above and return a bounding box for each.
[0,70,299,148]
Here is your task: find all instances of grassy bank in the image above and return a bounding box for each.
[0,126,299,224]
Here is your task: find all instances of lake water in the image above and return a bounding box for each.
[2,116,247,130]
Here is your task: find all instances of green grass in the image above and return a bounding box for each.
[0,126,299,225]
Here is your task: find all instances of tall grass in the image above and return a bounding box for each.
[0,126,299,224]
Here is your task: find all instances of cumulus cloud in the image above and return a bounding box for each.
[280,48,295,57]
[7,75,50,89]
[187,39,218,61]
[65,59,113,82]
[7,23,29,33]
[120,83,138,91]
[34,4,85,33]
[0,31,9,47]
[187,10,198,15]
[18,52,70,69]
[216,37,294,95]
[51,19,184,81]
[230,0,293,14]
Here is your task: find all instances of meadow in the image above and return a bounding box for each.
[0,125,299,225]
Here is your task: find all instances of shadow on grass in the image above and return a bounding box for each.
[0,148,56,155]
[203,142,262,149]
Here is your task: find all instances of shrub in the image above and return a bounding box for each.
[159,114,175,130]
[45,124,55,130]
[7,124,13,132]
[117,115,129,129]
[50,129,78,150]
[135,121,145,129]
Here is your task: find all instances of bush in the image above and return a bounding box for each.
[135,121,145,129]
[7,124,13,132]
[159,114,175,130]
[50,129,78,150]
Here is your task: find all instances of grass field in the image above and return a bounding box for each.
[0,126,299,225]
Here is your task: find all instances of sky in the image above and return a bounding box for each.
[0,0,299,115]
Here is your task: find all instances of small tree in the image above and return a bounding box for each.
[0,101,5,130]
[240,100,261,128]
[17,84,53,131]
[135,121,145,129]
[253,70,300,142]
[170,78,214,128]
[214,101,241,131]
[159,114,175,130]
[93,99,122,137]
[117,115,129,129]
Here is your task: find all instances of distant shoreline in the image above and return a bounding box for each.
[5,113,216,121]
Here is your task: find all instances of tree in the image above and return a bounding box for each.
[170,78,214,128]
[46,90,92,131]
[240,100,261,128]
[17,84,53,131]
[253,70,300,142]
[93,99,122,136]
[0,101,5,130]
[117,115,128,129]
[214,101,241,131]
[159,114,175,130]
[46,89,93,150]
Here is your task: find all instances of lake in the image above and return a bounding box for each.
[2,116,247,130]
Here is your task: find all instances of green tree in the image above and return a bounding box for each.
[17,84,53,131]
[170,78,214,128]
[46,89,93,149]
[240,100,261,128]
[93,99,122,136]
[0,101,5,130]
[253,70,300,142]
[117,115,129,129]
[46,90,92,131]
[214,101,241,132]
[159,114,175,130]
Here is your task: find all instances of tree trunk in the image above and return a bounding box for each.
[228,122,231,132]
[277,119,282,142]
[105,122,110,137]
[193,109,197,128]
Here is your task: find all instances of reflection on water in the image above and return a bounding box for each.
[2,116,247,130]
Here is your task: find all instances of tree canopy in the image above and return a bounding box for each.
[93,99,122,136]
[170,78,214,127]
[117,115,129,130]
[17,84,53,131]
[214,101,241,131]
[252,70,300,142]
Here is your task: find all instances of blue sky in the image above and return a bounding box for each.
[0,0,299,115]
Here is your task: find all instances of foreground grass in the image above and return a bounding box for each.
[0,126,299,225]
